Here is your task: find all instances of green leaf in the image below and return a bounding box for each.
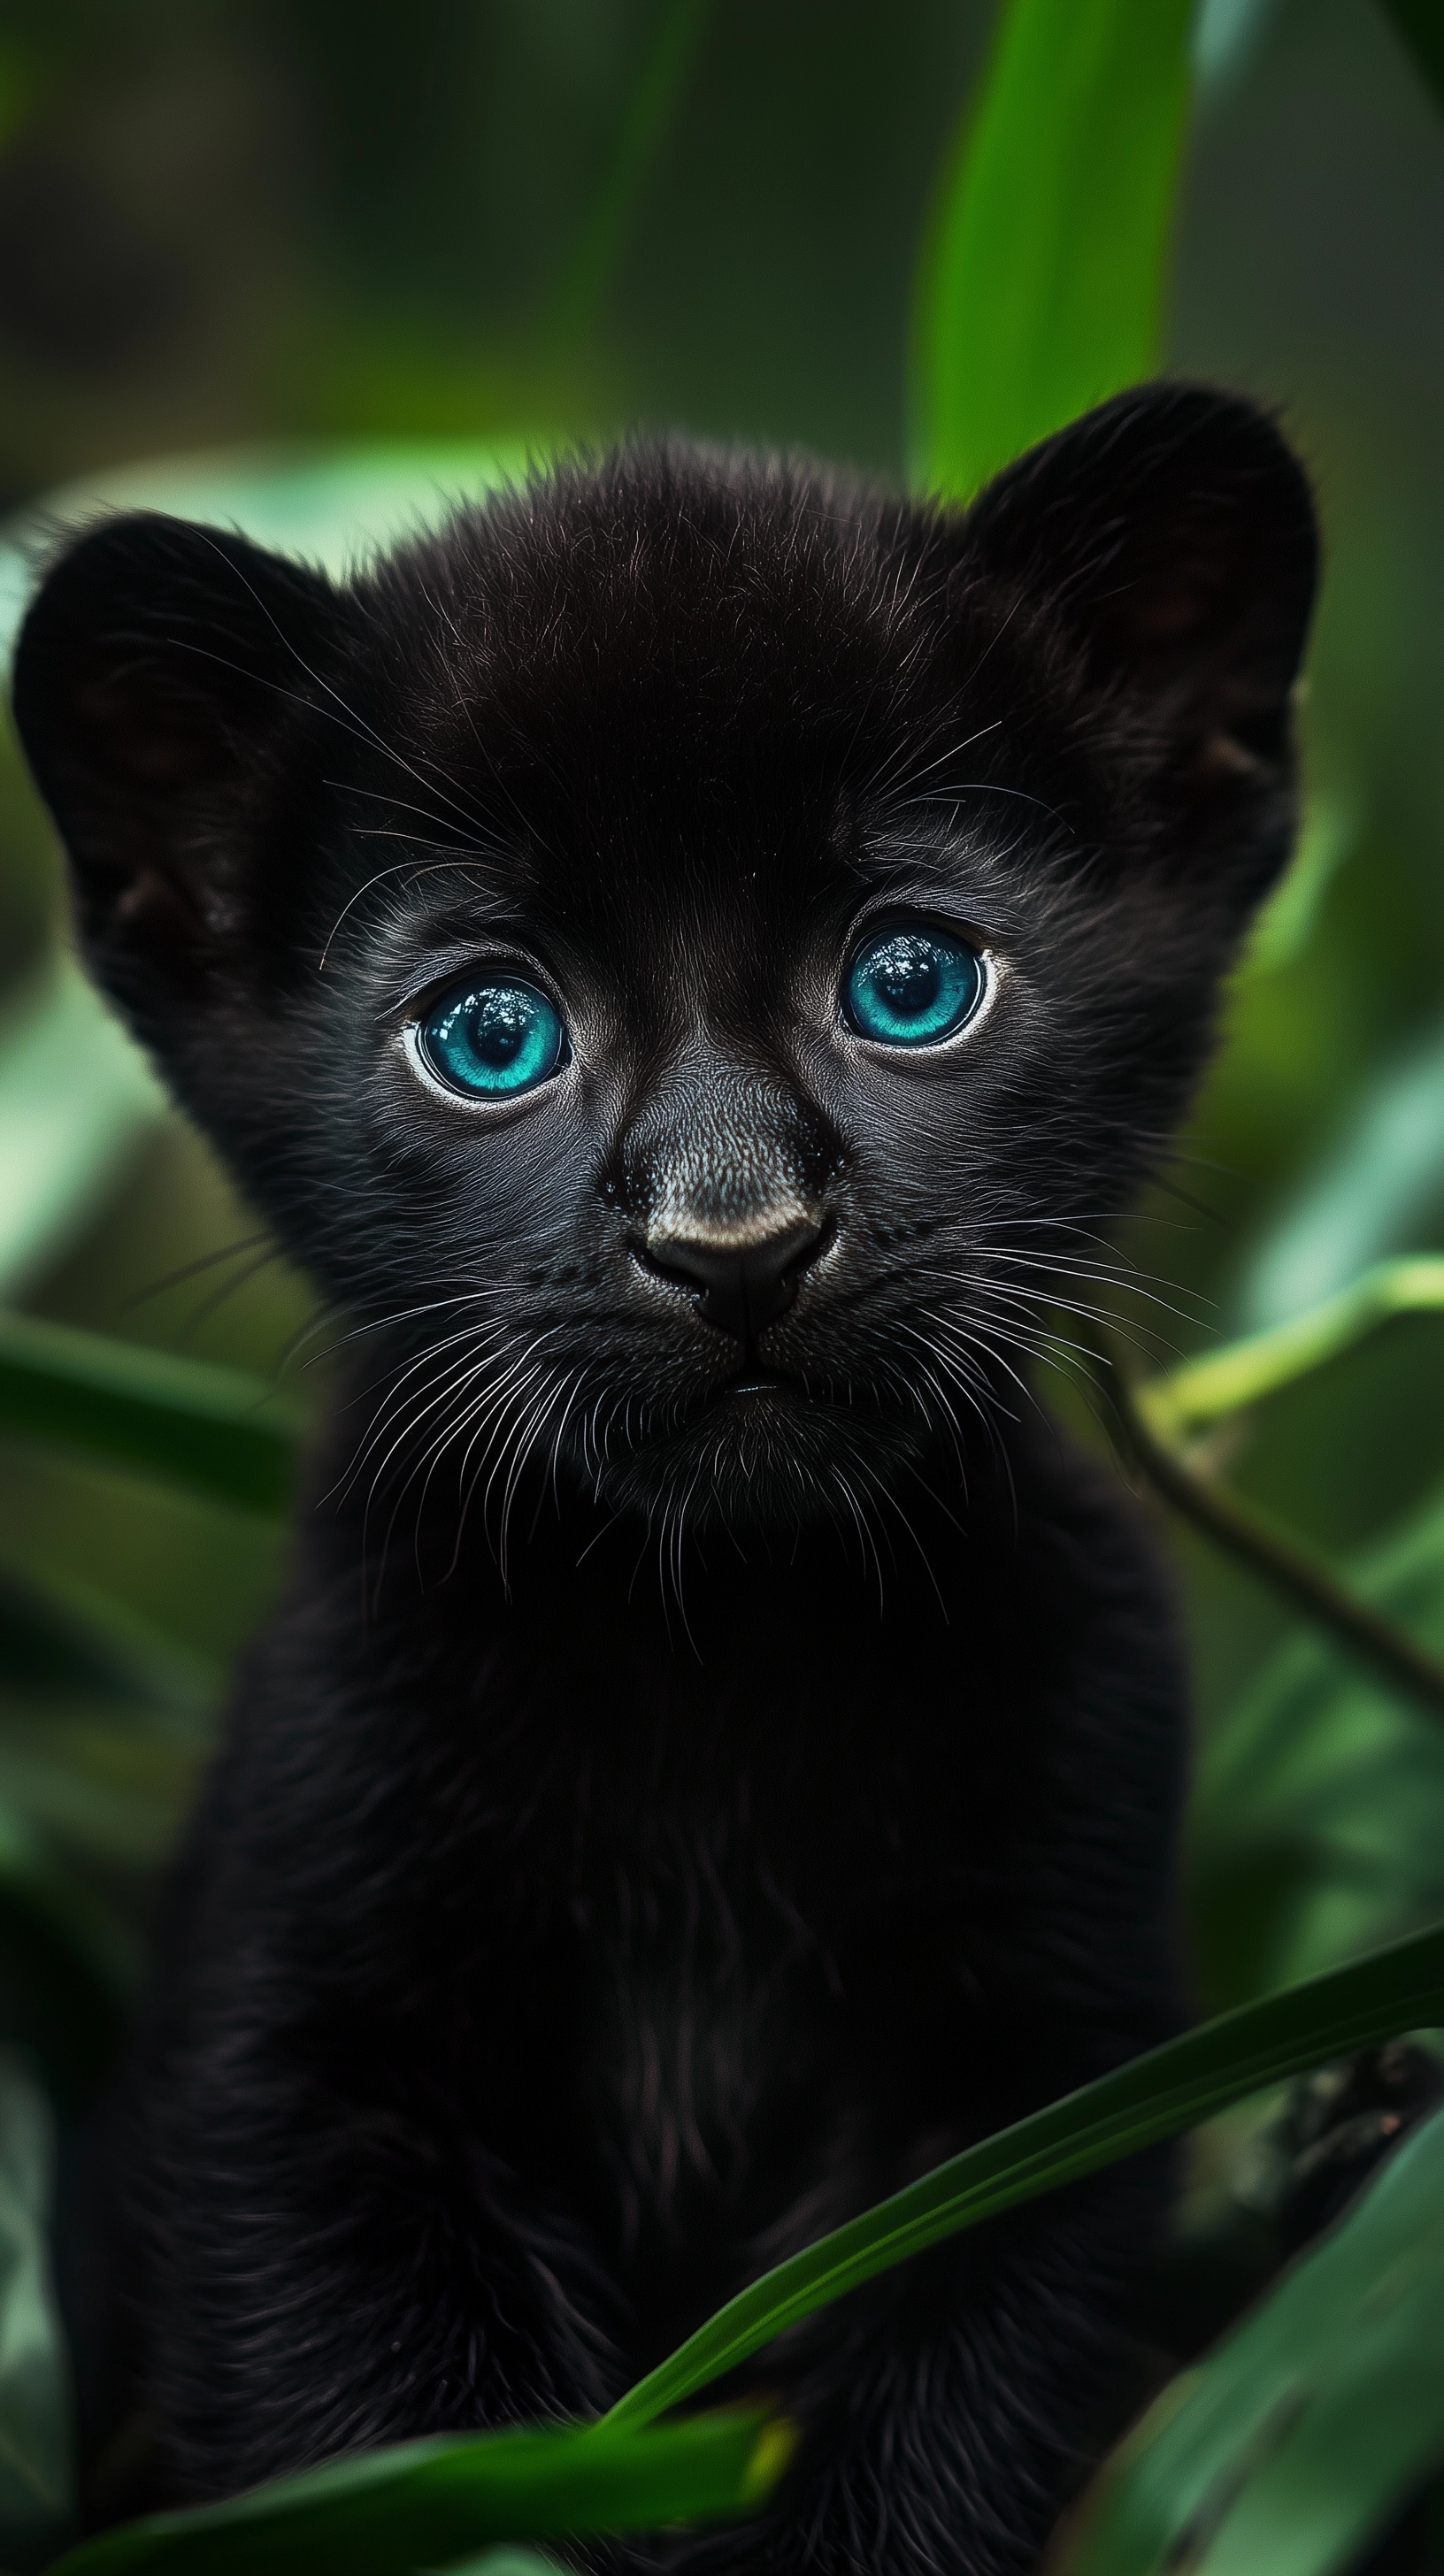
[0,1312,298,1514]
[605,1921,1444,2432]
[0,1559,211,2094]
[0,2051,75,2566]
[909,0,1194,497]
[0,1552,215,1726]
[1058,2102,1444,2576]
[0,962,161,1307]
[50,2407,794,2576]
[1231,1012,1444,1332]
[1190,1485,1444,2012]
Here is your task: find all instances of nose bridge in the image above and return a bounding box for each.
[629,1058,826,1248]
[623,1054,840,1347]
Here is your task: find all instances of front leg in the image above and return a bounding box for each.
[619,2152,1170,2576]
[130,2019,621,2501]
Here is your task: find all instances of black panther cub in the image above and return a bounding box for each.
[14,384,1317,2572]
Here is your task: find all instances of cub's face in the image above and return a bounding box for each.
[12,392,1315,1538]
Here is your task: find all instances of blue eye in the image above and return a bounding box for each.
[844,927,985,1046]
[416,977,567,1099]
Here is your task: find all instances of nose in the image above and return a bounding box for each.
[644,1216,830,1345]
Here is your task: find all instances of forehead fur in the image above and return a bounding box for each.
[331,443,1064,958]
[356,446,965,805]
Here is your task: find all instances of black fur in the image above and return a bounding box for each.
[12,384,1317,2572]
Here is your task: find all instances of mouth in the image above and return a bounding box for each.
[709,1367,808,1405]
[579,1351,931,1532]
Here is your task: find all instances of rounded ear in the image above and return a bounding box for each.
[11,513,346,1024]
[957,382,1318,792]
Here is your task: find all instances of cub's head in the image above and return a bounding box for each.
[12,386,1316,1544]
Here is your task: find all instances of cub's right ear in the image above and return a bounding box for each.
[12,514,345,1027]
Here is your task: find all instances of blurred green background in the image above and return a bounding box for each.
[0,0,1442,2045]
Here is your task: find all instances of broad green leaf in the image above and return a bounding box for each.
[910,0,1194,497]
[0,1564,211,2087]
[0,962,161,1307]
[1141,1256,1444,1441]
[1232,1009,1444,1331]
[0,1558,214,1891]
[1058,2103,1444,2576]
[605,1920,1444,2432]
[0,1312,298,1514]
[1190,1485,1444,2011]
[0,2051,75,2566]
[0,1711,199,1876]
[0,1552,216,1728]
[50,2406,794,2576]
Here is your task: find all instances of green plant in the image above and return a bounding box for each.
[1,1,1443,2572]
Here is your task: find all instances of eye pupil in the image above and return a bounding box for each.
[845,929,984,1047]
[418,978,566,1098]
[876,948,940,1016]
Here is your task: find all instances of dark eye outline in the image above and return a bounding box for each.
[403,967,572,1108]
[840,918,993,1051]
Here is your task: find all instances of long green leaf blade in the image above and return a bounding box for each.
[606,1920,1444,2431]
[0,1312,297,1514]
[1059,2103,1444,2576]
[910,0,1194,498]
[50,2408,793,2576]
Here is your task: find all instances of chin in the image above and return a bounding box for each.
[582,1376,932,1535]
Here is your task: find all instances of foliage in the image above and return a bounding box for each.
[1191,1480,1444,2011]
[39,1926,1444,2576]
[1059,2103,1444,2576]
[0,2053,73,2567]
[0,0,1440,2572]
[50,2411,793,2576]
[604,1923,1444,2434]
[910,0,1194,494]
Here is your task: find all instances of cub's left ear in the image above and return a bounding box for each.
[959,381,1318,801]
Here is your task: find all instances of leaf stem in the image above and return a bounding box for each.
[1141,1257,1444,1440]
[1094,1334,1444,1723]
